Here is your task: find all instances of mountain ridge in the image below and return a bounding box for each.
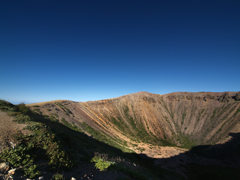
[27,91,240,152]
[1,91,240,179]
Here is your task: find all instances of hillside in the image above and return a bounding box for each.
[0,100,165,180]
[27,91,240,150]
[1,91,240,179]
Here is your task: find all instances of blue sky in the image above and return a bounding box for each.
[1,0,240,104]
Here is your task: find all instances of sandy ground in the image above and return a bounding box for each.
[137,144,188,158]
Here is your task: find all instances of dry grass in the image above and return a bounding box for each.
[26,100,66,106]
[0,111,29,152]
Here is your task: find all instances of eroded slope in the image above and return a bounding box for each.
[27,91,240,150]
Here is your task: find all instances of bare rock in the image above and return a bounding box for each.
[218,93,231,102]
[195,96,202,100]
[186,95,193,100]
[167,95,177,101]
[0,162,9,173]
[203,94,215,101]
[8,168,16,175]
[233,93,240,101]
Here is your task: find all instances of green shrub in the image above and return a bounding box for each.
[0,145,41,178]
[52,174,65,180]
[17,103,30,115]
[23,164,41,179]
[13,114,31,123]
[44,115,49,118]
[91,155,115,171]
[0,100,17,112]
[7,111,18,116]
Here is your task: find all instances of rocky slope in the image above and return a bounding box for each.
[27,91,240,151]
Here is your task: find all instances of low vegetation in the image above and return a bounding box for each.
[52,173,65,180]
[55,102,72,116]
[91,155,115,171]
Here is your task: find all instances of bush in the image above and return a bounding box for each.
[7,111,18,116]
[0,145,41,178]
[0,100,17,112]
[17,103,30,115]
[91,155,115,171]
[52,174,64,180]
[13,114,31,123]
[24,164,41,179]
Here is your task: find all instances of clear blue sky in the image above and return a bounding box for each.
[1,0,240,104]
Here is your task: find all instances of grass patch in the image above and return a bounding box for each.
[182,113,186,125]
[233,108,240,116]
[197,109,205,122]
[60,118,80,132]
[211,109,217,120]
[177,133,197,149]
